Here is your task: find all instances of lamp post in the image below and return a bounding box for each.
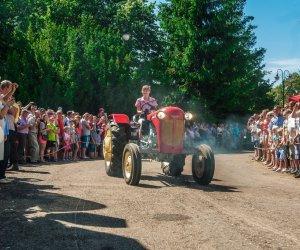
[275,69,290,107]
[122,33,130,41]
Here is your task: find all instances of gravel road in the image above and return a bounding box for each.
[1,152,300,250]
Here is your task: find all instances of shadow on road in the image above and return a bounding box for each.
[0,178,146,249]
[46,212,127,228]
[140,174,239,192]
[7,169,51,174]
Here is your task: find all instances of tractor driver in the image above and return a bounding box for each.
[135,85,158,114]
[135,85,158,138]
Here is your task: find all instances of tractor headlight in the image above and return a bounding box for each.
[157,111,166,120]
[185,112,193,120]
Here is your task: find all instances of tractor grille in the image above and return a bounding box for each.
[161,119,184,146]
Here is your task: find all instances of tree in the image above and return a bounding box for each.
[0,0,162,115]
[268,72,300,106]
[158,0,272,119]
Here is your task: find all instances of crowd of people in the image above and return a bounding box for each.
[0,80,249,184]
[0,79,107,184]
[248,103,300,178]
[185,121,247,151]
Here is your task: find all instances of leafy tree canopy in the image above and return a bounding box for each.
[0,0,273,120]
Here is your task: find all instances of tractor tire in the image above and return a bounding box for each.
[192,144,215,185]
[122,143,142,185]
[103,124,127,177]
[162,154,186,177]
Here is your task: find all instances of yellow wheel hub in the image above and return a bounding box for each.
[124,151,132,178]
[103,129,112,161]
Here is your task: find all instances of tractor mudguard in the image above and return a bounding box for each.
[109,114,130,125]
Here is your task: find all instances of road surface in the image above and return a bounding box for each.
[1,151,300,249]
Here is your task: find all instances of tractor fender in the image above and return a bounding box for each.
[108,114,131,141]
[108,114,130,125]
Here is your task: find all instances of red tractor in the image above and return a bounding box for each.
[103,106,215,186]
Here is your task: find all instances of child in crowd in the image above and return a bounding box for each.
[272,126,280,170]
[88,116,98,159]
[275,128,288,172]
[69,120,76,160]
[63,126,72,160]
[46,116,58,162]
[74,116,81,160]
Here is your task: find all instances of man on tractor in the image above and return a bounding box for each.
[135,85,158,138]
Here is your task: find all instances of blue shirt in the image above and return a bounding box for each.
[4,116,9,136]
[269,114,284,129]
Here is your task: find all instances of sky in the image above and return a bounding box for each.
[151,0,300,83]
[244,0,300,83]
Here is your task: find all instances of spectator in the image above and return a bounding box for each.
[46,116,58,162]
[97,108,105,118]
[56,110,65,160]
[73,116,81,160]
[63,126,71,160]
[81,113,91,159]
[0,80,17,183]
[0,81,19,171]
[27,105,40,163]
[17,109,30,164]
[264,111,274,166]
[64,110,74,126]
[38,114,48,162]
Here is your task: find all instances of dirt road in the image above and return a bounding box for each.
[1,152,300,250]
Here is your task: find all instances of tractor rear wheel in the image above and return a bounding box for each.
[192,144,215,185]
[122,143,142,185]
[103,124,127,177]
[162,154,186,177]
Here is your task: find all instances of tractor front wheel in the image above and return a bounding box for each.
[122,143,142,185]
[192,144,215,185]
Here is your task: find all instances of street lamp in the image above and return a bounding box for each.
[122,33,130,41]
[275,69,290,107]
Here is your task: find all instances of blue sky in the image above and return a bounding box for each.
[244,0,300,82]
[150,0,300,83]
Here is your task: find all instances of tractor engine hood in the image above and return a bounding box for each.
[148,107,185,154]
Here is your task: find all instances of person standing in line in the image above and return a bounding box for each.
[0,80,17,183]
[46,116,58,162]
[62,126,71,160]
[27,105,40,163]
[74,116,81,160]
[17,109,30,164]
[56,110,65,160]
[81,113,91,159]
[0,81,19,171]
[38,114,48,162]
